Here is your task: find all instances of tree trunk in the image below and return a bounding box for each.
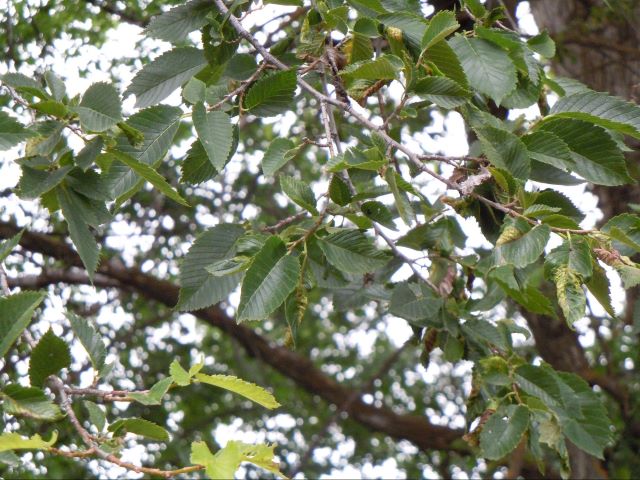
[531,1,640,477]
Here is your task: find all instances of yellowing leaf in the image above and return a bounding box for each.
[194,373,280,409]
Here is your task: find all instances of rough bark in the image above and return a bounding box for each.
[530,1,640,477]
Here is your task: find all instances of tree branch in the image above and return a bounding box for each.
[0,221,466,453]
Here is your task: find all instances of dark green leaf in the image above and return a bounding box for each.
[111,150,188,206]
[0,230,23,264]
[550,90,640,139]
[57,187,101,278]
[421,10,459,51]
[83,400,106,431]
[192,103,234,171]
[129,377,173,406]
[389,283,442,326]
[237,236,300,321]
[0,291,46,359]
[17,165,72,200]
[68,312,106,371]
[146,0,211,43]
[2,384,62,421]
[0,111,36,151]
[413,76,470,109]
[29,329,72,387]
[177,224,245,311]
[72,82,122,132]
[476,126,530,180]
[125,47,206,108]
[538,118,632,186]
[109,418,170,441]
[480,405,530,460]
[280,175,318,214]
[243,70,297,117]
[449,35,517,104]
[317,230,391,274]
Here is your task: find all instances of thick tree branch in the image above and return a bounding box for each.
[0,221,466,453]
[82,0,148,27]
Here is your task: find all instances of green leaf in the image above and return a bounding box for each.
[68,312,106,371]
[615,264,640,289]
[480,405,530,460]
[57,187,101,278]
[385,170,415,226]
[553,265,587,327]
[477,126,530,180]
[545,237,593,280]
[550,90,640,139]
[225,54,258,81]
[379,12,427,49]
[413,76,470,109]
[522,131,574,170]
[84,400,106,432]
[0,111,36,150]
[194,373,280,409]
[495,224,550,268]
[170,360,192,386]
[29,329,71,387]
[515,365,613,459]
[191,440,285,480]
[44,71,66,101]
[72,82,122,132]
[192,103,234,171]
[361,200,396,230]
[280,175,318,214]
[237,236,299,321]
[421,10,459,51]
[341,55,403,81]
[0,291,46,359]
[462,319,509,351]
[104,105,182,201]
[0,451,20,466]
[449,35,517,104]
[527,31,556,58]
[0,432,57,453]
[0,230,23,264]
[424,40,469,90]
[262,138,295,177]
[110,150,189,206]
[586,262,615,317]
[538,118,632,186]
[76,137,104,171]
[243,70,297,117]
[177,224,245,311]
[389,283,442,326]
[329,174,352,206]
[125,47,206,108]
[345,32,374,64]
[1,72,44,93]
[146,0,211,43]
[180,140,215,183]
[17,165,72,200]
[602,214,640,256]
[2,384,62,421]
[317,230,391,274]
[129,377,173,406]
[109,418,169,441]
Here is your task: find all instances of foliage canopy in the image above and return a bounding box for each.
[1,0,639,478]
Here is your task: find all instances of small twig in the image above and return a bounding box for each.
[208,62,269,112]
[262,211,308,233]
